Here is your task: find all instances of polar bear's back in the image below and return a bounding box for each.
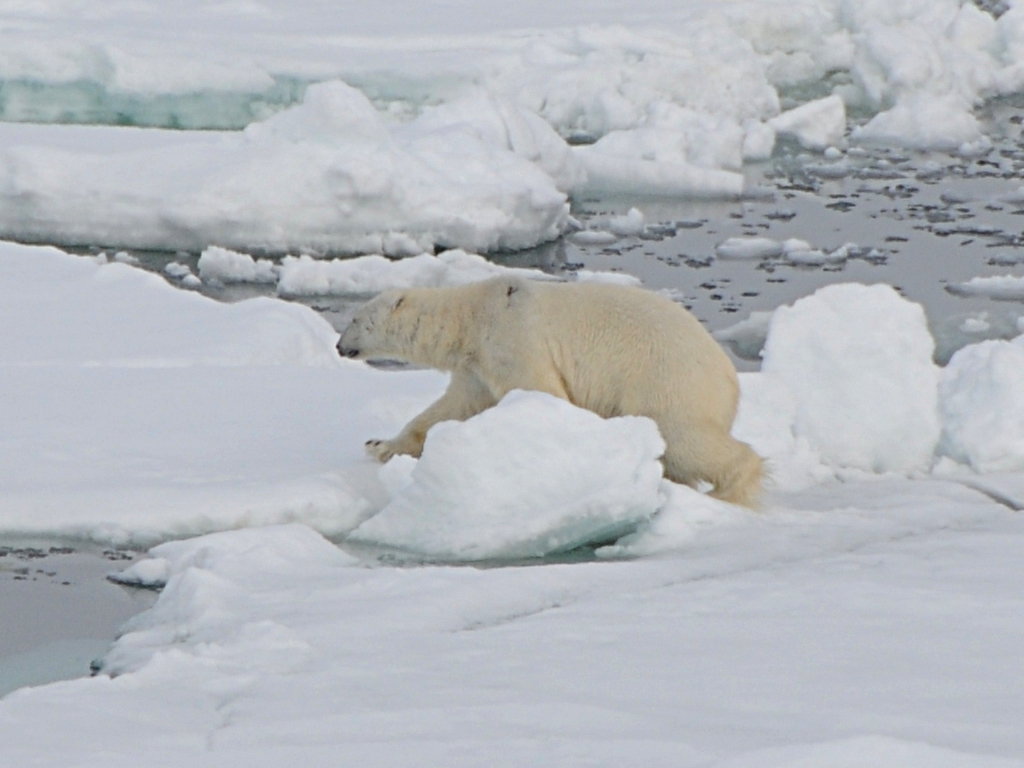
[521,280,739,423]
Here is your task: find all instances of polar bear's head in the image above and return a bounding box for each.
[336,289,407,361]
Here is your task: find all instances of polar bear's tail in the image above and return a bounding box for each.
[708,439,764,509]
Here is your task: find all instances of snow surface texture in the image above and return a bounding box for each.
[2,242,1024,765]
[5,1,1024,253]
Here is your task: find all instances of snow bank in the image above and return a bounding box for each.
[939,336,1024,473]
[349,391,665,561]
[737,284,941,481]
[0,82,570,256]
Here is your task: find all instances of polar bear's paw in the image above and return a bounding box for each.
[365,438,398,463]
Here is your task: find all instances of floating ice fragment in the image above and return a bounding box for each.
[198,245,278,284]
[714,310,773,361]
[947,274,1024,301]
[607,207,645,236]
[783,240,851,266]
[569,230,620,246]
[715,236,783,260]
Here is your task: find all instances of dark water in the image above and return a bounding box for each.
[0,543,155,698]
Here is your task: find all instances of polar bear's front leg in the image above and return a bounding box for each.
[365,369,496,462]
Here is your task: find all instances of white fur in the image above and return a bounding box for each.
[338,277,763,507]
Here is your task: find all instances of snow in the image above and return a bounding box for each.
[2,242,1024,765]
[349,391,665,561]
[4,0,1024,763]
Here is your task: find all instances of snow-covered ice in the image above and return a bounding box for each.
[4,1,1024,253]
[0,82,572,255]
[2,240,1024,764]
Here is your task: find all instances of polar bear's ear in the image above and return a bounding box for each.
[392,295,406,310]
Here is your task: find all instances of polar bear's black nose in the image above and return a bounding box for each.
[336,343,359,358]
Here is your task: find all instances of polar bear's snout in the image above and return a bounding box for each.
[336,321,365,359]
[336,338,360,358]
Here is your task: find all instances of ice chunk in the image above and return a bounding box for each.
[570,102,747,197]
[760,283,940,474]
[782,240,850,265]
[198,246,278,284]
[852,92,985,151]
[939,336,1024,473]
[742,120,776,160]
[947,274,1024,301]
[732,372,834,491]
[413,91,585,194]
[348,391,665,561]
[713,310,773,362]
[572,149,745,198]
[607,207,646,236]
[715,236,783,260]
[768,95,846,151]
[568,230,619,246]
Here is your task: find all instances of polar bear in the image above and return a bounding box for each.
[337,276,763,507]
